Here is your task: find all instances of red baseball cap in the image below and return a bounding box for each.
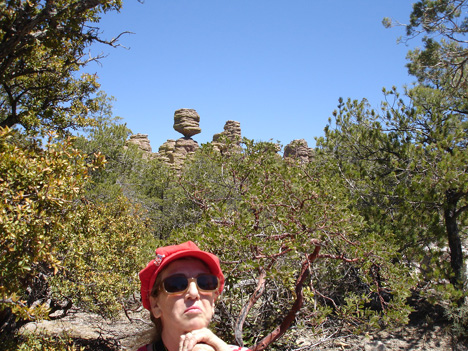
[139,241,225,310]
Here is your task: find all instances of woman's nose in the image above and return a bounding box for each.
[186,281,200,298]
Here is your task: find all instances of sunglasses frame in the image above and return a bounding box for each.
[160,273,219,295]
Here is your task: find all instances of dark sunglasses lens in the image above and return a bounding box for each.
[197,274,218,291]
[163,276,188,293]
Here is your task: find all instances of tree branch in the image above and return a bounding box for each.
[234,268,267,346]
[252,246,321,351]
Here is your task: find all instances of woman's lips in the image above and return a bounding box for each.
[184,306,202,314]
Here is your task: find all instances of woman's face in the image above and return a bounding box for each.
[149,258,217,335]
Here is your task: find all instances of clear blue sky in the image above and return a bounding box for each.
[87,0,417,151]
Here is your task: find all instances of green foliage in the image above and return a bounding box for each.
[0,0,158,348]
[49,196,152,318]
[165,139,413,348]
[73,108,196,239]
[448,297,468,338]
[388,0,468,90]
[73,93,138,202]
[0,332,84,351]
[318,82,467,340]
[0,127,98,322]
[0,0,124,135]
[0,126,153,336]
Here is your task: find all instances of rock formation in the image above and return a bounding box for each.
[213,120,241,143]
[157,139,176,163]
[126,111,245,169]
[126,112,318,169]
[283,139,312,163]
[171,137,199,169]
[153,109,202,169]
[126,133,152,153]
[212,120,242,153]
[173,108,201,138]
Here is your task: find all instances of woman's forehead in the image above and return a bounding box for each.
[161,258,211,278]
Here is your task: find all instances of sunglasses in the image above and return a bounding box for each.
[160,274,219,295]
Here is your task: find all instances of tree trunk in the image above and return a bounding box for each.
[444,189,465,288]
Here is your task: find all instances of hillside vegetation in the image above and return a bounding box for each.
[0,1,467,350]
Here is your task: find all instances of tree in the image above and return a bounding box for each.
[384,0,468,89]
[49,195,153,319]
[0,0,129,135]
[73,93,141,202]
[382,0,468,287]
[73,104,195,240]
[0,1,156,347]
[313,1,468,338]
[168,140,412,350]
[319,87,468,290]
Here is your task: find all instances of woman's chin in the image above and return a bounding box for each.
[183,319,209,332]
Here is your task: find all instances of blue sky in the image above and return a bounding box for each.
[88,0,417,151]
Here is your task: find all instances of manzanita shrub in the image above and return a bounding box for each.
[167,139,414,350]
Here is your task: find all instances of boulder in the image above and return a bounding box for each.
[175,137,199,154]
[173,109,201,138]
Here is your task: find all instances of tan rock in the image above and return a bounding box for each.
[283,139,310,163]
[156,138,199,169]
[158,139,176,153]
[175,137,199,154]
[214,120,241,143]
[172,138,199,169]
[212,120,242,153]
[157,139,176,163]
[173,109,201,138]
[126,133,152,153]
[308,147,315,162]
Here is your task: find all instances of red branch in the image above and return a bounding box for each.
[252,246,321,351]
[234,269,267,346]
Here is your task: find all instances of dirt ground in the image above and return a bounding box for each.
[295,325,465,350]
[20,308,467,351]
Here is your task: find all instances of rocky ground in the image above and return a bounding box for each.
[297,326,463,350]
[19,308,467,351]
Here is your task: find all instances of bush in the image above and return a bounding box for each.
[0,127,153,335]
[168,139,414,349]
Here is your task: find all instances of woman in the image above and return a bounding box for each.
[138,241,251,351]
